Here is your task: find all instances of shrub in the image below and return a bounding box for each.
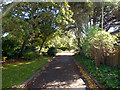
[22,45,41,60]
[47,47,57,56]
[81,26,118,67]
[57,49,63,53]
[22,49,35,60]
[74,51,79,55]
[42,52,48,56]
[58,47,69,51]
[2,57,7,62]
[2,37,20,59]
[26,45,36,52]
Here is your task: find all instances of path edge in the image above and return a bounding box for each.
[71,56,103,89]
[18,57,55,88]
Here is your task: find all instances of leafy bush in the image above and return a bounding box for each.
[42,52,48,56]
[26,45,36,52]
[22,49,35,60]
[81,26,118,66]
[2,57,7,62]
[75,55,120,88]
[57,49,63,53]
[22,45,40,60]
[82,29,117,57]
[2,37,20,59]
[58,47,69,51]
[47,47,57,56]
[74,51,79,55]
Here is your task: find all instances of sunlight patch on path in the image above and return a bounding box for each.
[45,78,86,88]
[56,52,74,56]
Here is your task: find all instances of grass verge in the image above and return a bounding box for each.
[75,55,120,88]
[2,56,52,88]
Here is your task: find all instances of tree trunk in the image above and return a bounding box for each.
[39,30,55,54]
[18,35,29,58]
[77,37,80,51]
[93,8,97,25]
[92,46,100,67]
[39,37,47,53]
[101,5,104,30]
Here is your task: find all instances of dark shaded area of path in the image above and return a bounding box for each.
[26,56,89,88]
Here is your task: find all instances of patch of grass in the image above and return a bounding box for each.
[75,55,120,88]
[2,57,52,88]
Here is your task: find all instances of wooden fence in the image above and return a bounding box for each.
[103,46,120,68]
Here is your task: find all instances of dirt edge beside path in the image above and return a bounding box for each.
[72,56,103,89]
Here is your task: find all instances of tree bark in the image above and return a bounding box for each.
[77,37,80,51]
[101,5,104,30]
[18,35,29,58]
[39,30,55,54]
[39,37,47,53]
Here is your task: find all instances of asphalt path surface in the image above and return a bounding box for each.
[26,55,89,89]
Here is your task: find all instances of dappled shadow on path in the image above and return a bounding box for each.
[26,56,89,88]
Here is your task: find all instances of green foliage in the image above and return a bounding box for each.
[81,26,118,63]
[2,2,75,57]
[2,37,20,59]
[22,49,35,60]
[2,57,7,62]
[74,51,79,55]
[42,52,48,56]
[48,30,75,50]
[47,47,57,56]
[75,55,120,88]
[57,49,63,53]
[90,30,117,50]
[26,45,36,52]
[81,26,99,56]
[58,47,69,51]
[22,44,40,60]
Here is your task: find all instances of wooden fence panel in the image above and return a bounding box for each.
[104,46,120,68]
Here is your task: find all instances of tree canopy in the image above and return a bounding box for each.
[1,2,120,67]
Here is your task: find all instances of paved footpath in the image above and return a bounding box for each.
[26,55,89,89]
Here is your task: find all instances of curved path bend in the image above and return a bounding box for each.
[26,55,89,89]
